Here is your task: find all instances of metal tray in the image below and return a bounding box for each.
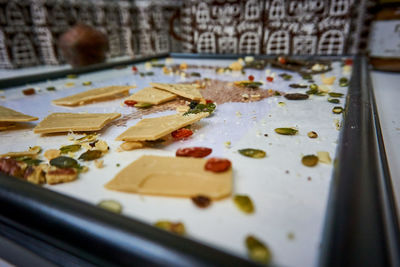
[0,54,398,267]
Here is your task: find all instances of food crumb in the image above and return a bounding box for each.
[116,163,120,167]
[224,141,231,148]
[287,232,295,240]
[307,177,312,181]
[264,134,268,137]
[94,159,104,168]
[285,170,289,174]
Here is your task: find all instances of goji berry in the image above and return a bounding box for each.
[266,76,274,82]
[124,100,137,106]
[205,99,213,104]
[191,195,211,208]
[176,147,212,158]
[204,158,231,172]
[278,57,286,64]
[171,128,193,140]
[345,58,353,66]
[248,75,254,81]
[132,66,138,72]
[23,88,35,95]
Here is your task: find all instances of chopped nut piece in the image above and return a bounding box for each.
[250,94,260,100]
[307,131,318,138]
[95,140,109,152]
[44,149,61,160]
[46,167,78,185]
[317,151,332,164]
[94,159,104,168]
[120,141,144,151]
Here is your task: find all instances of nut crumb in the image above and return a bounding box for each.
[94,159,104,168]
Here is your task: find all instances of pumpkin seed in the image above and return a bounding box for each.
[190,72,201,77]
[245,235,272,264]
[274,128,298,135]
[234,195,254,214]
[279,73,292,80]
[302,155,318,167]
[306,88,318,95]
[284,93,309,100]
[333,106,344,114]
[97,200,122,213]
[289,83,308,89]
[15,156,42,166]
[76,134,98,143]
[339,77,349,87]
[60,144,81,154]
[302,74,312,80]
[67,74,77,79]
[146,72,154,76]
[154,221,186,235]
[328,98,340,104]
[309,84,318,90]
[238,148,266,159]
[134,102,153,108]
[78,150,102,161]
[307,131,318,138]
[316,91,327,96]
[50,156,79,169]
[329,92,343,97]
[82,81,92,86]
[46,86,56,91]
[151,63,165,68]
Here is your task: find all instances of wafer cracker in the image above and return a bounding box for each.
[150,83,203,100]
[52,85,135,106]
[34,113,121,134]
[0,105,38,122]
[126,87,177,105]
[105,155,232,199]
[115,112,208,141]
[0,122,16,130]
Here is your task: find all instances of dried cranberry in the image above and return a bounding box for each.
[205,99,213,104]
[124,100,137,106]
[248,75,254,81]
[266,76,274,82]
[171,128,193,140]
[176,147,212,158]
[132,66,138,72]
[204,158,231,173]
[23,88,35,95]
[191,195,211,208]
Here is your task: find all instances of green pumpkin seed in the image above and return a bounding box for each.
[284,93,309,100]
[309,84,318,90]
[134,102,153,108]
[238,148,266,159]
[306,88,318,95]
[151,63,165,68]
[146,72,154,76]
[78,150,102,161]
[329,92,343,97]
[302,74,312,80]
[154,221,186,235]
[328,98,340,104]
[82,81,92,86]
[245,235,272,264]
[234,195,254,214]
[60,144,81,154]
[316,91,327,96]
[307,131,318,138]
[333,106,344,114]
[67,74,77,79]
[50,156,79,169]
[46,86,56,91]
[190,72,201,77]
[302,155,318,167]
[339,77,349,87]
[15,156,43,166]
[97,200,122,213]
[289,83,308,89]
[76,134,98,143]
[274,128,298,135]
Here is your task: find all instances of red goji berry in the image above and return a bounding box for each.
[248,75,254,81]
[171,128,193,140]
[204,158,231,173]
[205,99,213,104]
[345,58,353,66]
[266,76,274,82]
[132,66,138,72]
[124,100,137,106]
[278,57,286,64]
[23,88,35,95]
[176,147,212,158]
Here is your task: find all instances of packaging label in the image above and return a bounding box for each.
[369,20,400,58]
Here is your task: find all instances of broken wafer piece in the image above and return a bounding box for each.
[105,155,232,199]
[150,82,203,101]
[34,113,121,134]
[126,87,177,105]
[0,146,41,158]
[0,105,38,122]
[115,112,208,141]
[52,85,135,106]
[0,122,16,130]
